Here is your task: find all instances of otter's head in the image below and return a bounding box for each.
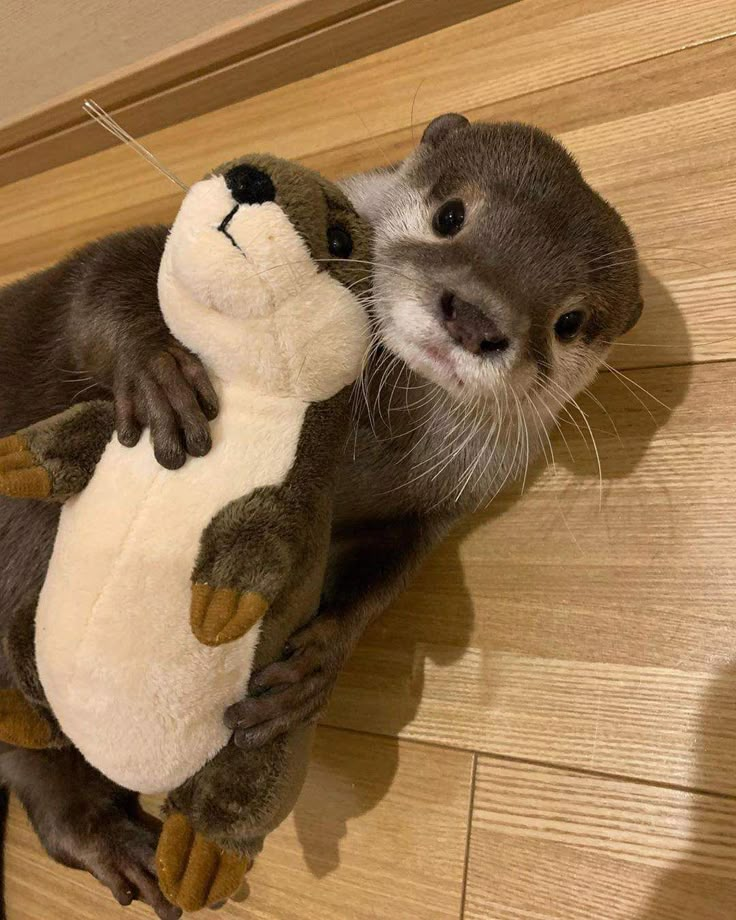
[159,154,372,399]
[350,115,641,411]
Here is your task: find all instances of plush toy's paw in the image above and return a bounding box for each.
[190,584,269,647]
[0,435,52,499]
[156,813,251,912]
[0,688,55,749]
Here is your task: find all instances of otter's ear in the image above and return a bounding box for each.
[623,296,644,334]
[421,113,470,147]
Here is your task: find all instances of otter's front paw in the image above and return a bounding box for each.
[0,434,52,499]
[156,812,251,912]
[190,584,269,647]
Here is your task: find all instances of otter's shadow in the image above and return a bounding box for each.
[555,266,691,482]
[292,265,691,876]
[291,519,480,877]
[638,662,736,918]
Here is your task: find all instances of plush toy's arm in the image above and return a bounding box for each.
[157,728,313,912]
[0,600,68,750]
[189,392,349,648]
[0,401,114,501]
[158,394,350,911]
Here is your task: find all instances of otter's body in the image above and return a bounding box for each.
[0,118,642,919]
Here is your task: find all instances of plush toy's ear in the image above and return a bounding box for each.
[421,113,470,147]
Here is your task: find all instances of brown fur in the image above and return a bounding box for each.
[0,155,370,911]
[0,118,640,917]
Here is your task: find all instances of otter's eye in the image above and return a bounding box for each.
[554,309,586,342]
[327,225,353,258]
[433,199,465,237]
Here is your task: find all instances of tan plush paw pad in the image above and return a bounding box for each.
[191,584,269,647]
[156,812,251,912]
[0,689,54,749]
[0,435,51,498]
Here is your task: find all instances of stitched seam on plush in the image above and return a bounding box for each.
[69,462,166,697]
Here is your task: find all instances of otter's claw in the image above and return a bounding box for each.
[190,584,269,647]
[0,435,51,499]
[156,812,251,912]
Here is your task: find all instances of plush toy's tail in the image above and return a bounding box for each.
[0,784,9,920]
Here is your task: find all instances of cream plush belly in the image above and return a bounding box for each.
[36,387,306,794]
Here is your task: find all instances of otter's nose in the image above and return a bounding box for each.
[441,292,509,355]
[224,165,276,205]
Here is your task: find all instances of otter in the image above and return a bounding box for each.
[0,115,641,918]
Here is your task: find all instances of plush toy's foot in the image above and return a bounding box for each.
[0,689,55,749]
[156,812,251,912]
[0,435,52,499]
[190,584,269,647]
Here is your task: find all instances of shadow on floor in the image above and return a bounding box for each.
[638,662,736,919]
[292,265,693,877]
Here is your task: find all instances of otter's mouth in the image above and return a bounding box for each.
[217,205,245,255]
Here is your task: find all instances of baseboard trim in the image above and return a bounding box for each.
[0,0,514,187]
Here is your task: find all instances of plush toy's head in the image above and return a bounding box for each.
[159,154,373,400]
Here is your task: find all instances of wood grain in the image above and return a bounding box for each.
[0,0,371,146]
[324,361,736,793]
[5,728,473,919]
[0,0,513,186]
[465,759,736,919]
[0,0,734,372]
[3,1,736,918]
[0,0,275,132]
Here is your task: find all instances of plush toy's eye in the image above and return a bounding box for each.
[554,309,586,342]
[327,226,353,258]
[433,199,465,237]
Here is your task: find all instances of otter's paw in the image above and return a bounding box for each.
[0,435,51,499]
[156,812,251,912]
[0,688,55,749]
[190,584,269,647]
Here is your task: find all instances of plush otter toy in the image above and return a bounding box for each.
[0,154,371,911]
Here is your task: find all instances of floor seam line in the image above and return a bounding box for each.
[459,752,479,920]
[320,722,736,801]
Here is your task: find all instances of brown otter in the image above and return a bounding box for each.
[0,116,640,917]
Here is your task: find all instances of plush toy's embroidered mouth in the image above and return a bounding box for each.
[217,206,244,255]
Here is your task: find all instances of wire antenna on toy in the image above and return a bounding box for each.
[82,99,190,192]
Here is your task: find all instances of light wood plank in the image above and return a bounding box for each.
[0,0,375,147]
[5,728,472,918]
[0,0,729,244]
[0,0,511,186]
[465,758,736,919]
[324,361,736,793]
[0,0,734,372]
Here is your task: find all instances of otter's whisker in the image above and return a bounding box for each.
[525,392,555,473]
[601,361,672,413]
[409,77,427,145]
[538,373,591,452]
[511,388,530,494]
[581,386,622,444]
[429,395,484,484]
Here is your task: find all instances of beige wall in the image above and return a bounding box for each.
[0,0,274,124]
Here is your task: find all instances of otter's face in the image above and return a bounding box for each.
[160,155,372,397]
[361,117,641,409]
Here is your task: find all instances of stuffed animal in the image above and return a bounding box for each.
[0,154,372,911]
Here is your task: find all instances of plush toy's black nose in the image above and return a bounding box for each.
[224,165,276,205]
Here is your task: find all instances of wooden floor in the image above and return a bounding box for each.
[2,0,736,917]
